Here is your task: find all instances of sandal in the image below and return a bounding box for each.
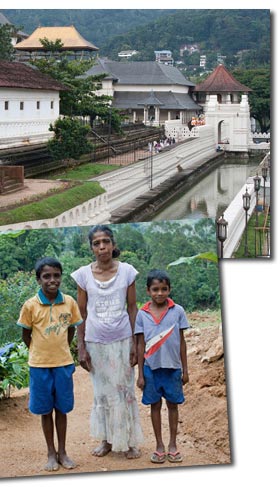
[167,451,182,463]
[150,451,166,463]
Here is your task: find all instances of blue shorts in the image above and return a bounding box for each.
[29,364,75,415]
[142,365,185,405]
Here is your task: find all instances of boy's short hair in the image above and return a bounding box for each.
[147,269,171,289]
[35,257,63,279]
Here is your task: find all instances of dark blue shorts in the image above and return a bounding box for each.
[29,364,75,415]
[142,365,185,405]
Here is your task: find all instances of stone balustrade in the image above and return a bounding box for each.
[0,193,110,232]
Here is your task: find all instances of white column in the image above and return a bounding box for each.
[155,107,160,123]
[143,107,148,123]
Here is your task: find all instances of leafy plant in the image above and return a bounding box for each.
[48,118,94,162]
[168,252,218,266]
[0,342,29,399]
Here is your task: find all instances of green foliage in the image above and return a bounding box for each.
[168,252,218,266]
[0,220,220,348]
[0,342,29,398]
[3,9,269,70]
[0,24,15,61]
[2,9,171,49]
[100,9,270,69]
[30,39,109,117]
[0,220,220,396]
[48,118,94,162]
[47,163,120,181]
[232,68,270,132]
[29,38,124,130]
[0,271,39,345]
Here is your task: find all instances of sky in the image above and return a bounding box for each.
[0,2,278,487]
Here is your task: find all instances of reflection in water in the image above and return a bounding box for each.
[151,158,262,222]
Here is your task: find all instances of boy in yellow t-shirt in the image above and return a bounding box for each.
[17,257,83,472]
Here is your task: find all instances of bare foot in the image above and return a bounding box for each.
[44,454,59,472]
[125,447,141,459]
[57,453,77,469]
[92,441,112,457]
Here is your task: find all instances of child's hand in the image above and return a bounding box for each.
[78,349,92,372]
[182,371,189,385]
[130,342,138,367]
[137,377,145,390]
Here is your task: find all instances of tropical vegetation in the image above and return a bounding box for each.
[0,219,219,346]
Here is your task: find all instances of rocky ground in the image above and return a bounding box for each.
[0,316,231,480]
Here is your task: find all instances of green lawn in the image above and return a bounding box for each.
[233,211,270,258]
[48,163,121,180]
[0,182,105,225]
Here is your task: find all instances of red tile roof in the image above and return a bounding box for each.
[194,64,252,92]
[0,61,67,91]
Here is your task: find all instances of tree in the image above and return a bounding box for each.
[0,24,15,61]
[48,117,94,162]
[31,38,123,131]
[0,234,25,279]
[0,271,39,345]
[232,68,270,132]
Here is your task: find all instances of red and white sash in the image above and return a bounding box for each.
[144,324,175,358]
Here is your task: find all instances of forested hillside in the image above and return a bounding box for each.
[2,9,270,70]
[2,9,174,48]
[0,220,220,345]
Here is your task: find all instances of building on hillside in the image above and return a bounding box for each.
[194,63,253,152]
[180,44,199,56]
[0,11,28,45]
[118,50,138,59]
[0,60,67,149]
[217,53,226,64]
[14,25,98,60]
[154,50,174,66]
[84,58,201,127]
[200,55,206,68]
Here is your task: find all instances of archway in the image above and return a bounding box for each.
[217,120,229,145]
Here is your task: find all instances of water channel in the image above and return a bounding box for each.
[150,155,263,222]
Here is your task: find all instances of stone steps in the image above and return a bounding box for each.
[0,176,23,195]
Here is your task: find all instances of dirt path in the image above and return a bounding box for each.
[0,323,231,479]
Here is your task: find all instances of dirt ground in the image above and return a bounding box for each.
[0,320,231,480]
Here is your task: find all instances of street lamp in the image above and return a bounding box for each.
[261,164,268,211]
[216,214,228,259]
[107,106,112,164]
[242,187,251,257]
[253,173,261,256]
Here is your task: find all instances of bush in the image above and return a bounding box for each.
[0,342,29,399]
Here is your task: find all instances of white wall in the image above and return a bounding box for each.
[0,88,60,148]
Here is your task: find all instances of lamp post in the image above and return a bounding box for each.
[216,214,228,259]
[261,164,268,211]
[253,173,261,256]
[107,106,112,164]
[242,187,251,257]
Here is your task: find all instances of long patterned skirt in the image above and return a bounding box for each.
[86,337,143,452]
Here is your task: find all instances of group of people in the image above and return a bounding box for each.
[149,137,177,153]
[17,224,189,472]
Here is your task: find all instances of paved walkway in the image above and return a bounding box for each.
[0,145,154,211]
[0,179,64,210]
